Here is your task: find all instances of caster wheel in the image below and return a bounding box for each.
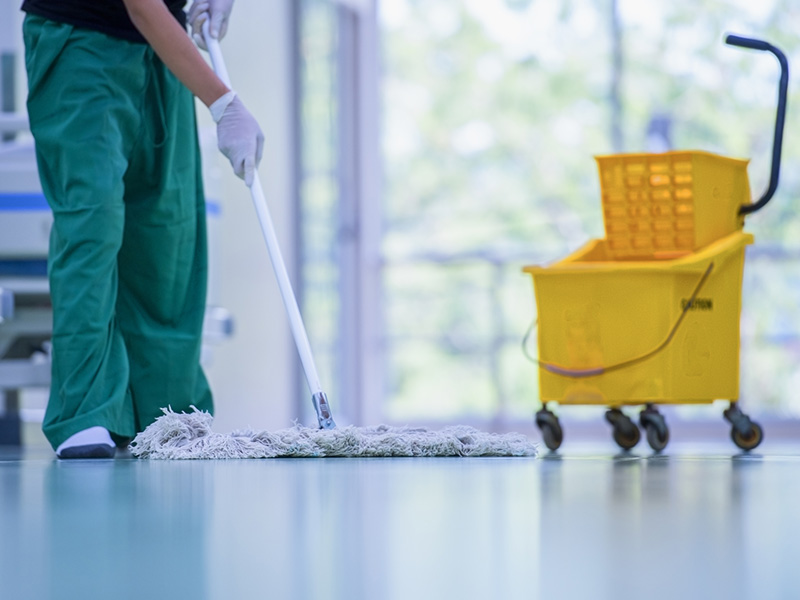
[541,422,563,451]
[645,423,669,452]
[640,405,669,452]
[536,408,563,451]
[724,403,764,451]
[613,424,641,450]
[731,421,763,451]
[606,408,640,450]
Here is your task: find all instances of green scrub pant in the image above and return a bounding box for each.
[24,15,214,450]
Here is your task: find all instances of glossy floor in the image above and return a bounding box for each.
[2,439,799,600]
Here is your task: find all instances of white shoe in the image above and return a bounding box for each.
[56,426,115,459]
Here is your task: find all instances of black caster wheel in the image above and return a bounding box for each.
[605,408,640,450]
[731,421,763,451]
[639,405,669,452]
[536,407,563,451]
[724,403,764,452]
[645,424,670,452]
[613,425,641,450]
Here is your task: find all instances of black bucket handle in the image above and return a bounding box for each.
[725,35,789,216]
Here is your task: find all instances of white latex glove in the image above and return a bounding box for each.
[212,92,264,186]
[188,0,234,50]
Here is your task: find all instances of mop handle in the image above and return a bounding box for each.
[202,21,336,429]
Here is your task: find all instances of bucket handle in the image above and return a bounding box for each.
[725,35,789,216]
[522,262,715,378]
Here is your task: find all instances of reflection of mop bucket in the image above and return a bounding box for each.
[522,35,788,452]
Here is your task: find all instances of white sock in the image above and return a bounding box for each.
[56,426,114,456]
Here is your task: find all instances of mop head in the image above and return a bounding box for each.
[130,407,538,459]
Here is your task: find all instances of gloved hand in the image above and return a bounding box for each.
[213,92,264,186]
[188,0,234,50]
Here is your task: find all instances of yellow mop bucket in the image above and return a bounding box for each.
[522,35,788,453]
[524,231,751,407]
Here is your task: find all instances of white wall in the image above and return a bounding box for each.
[197,0,298,433]
[4,0,24,110]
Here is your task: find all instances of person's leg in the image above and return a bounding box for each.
[24,16,146,451]
[117,49,213,432]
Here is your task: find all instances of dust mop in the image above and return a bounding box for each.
[129,21,537,460]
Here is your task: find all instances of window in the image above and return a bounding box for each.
[296,0,800,427]
[294,0,343,421]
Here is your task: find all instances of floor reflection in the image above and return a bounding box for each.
[202,458,541,599]
[2,458,211,600]
[2,446,799,600]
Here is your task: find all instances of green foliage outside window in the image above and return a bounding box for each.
[380,0,800,422]
[298,0,800,425]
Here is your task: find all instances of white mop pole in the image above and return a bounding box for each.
[202,22,336,429]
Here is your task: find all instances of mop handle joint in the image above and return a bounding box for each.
[313,392,336,430]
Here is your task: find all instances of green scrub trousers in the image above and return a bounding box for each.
[24,14,214,450]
